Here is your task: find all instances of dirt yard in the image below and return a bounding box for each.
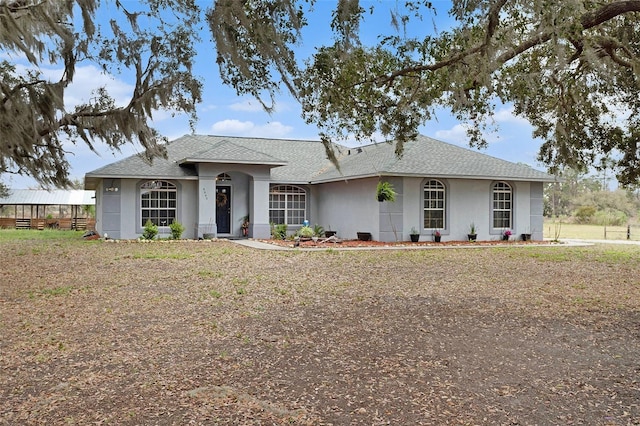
[1,237,639,425]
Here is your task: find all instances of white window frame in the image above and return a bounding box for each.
[140,180,177,228]
[269,185,306,225]
[492,181,513,230]
[423,179,446,231]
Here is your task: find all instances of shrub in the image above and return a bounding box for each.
[271,223,287,240]
[297,225,314,238]
[593,210,628,226]
[169,221,185,239]
[142,219,158,240]
[574,205,596,224]
[312,224,325,237]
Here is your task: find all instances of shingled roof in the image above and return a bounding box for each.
[313,135,555,182]
[85,134,554,185]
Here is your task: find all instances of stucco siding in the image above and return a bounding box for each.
[448,180,486,240]
[100,179,122,239]
[179,180,198,239]
[316,178,379,240]
[530,182,544,240]
[119,179,137,238]
[400,178,541,242]
[512,181,531,238]
[378,177,403,242]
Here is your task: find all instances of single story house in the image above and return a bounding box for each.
[84,134,555,241]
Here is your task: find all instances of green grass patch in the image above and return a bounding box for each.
[132,252,192,260]
[209,289,223,299]
[543,221,639,241]
[0,229,85,241]
[198,270,223,278]
[524,245,640,265]
[38,285,75,297]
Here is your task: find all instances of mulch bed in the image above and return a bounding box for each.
[261,237,552,248]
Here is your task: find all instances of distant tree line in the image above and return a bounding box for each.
[545,169,640,226]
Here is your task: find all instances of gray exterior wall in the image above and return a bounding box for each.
[100,179,122,239]
[530,182,544,240]
[315,178,379,240]
[402,177,538,242]
[92,174,545,242]
[378,177,403,243]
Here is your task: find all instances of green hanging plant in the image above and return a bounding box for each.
[376,181,396,202]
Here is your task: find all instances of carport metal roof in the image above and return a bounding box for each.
[0,190,95,206]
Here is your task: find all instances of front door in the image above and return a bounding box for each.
[216,186,231,234]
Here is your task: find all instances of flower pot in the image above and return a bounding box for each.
[434,235,441,243]
[467,233,477,242]
[325,230,337,238]
[357,232,372,241]
[502,235,509,241]
[521,233,531,241]
[410,234,419,242]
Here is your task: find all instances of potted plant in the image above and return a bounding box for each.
[357,232,372,241]
[410,227,420,242]
[467,222,477,242]
[502,229,512,241]
[376,181,396,202]
[240,215,250,237]
[297,225,314,241]
[433,229,441,243]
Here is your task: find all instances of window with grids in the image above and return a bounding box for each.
[423,180,446,230]
[492,182,512,229]
[269,185,306,225]
[140,180,177,227]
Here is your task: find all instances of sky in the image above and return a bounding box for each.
[3,0,549,190]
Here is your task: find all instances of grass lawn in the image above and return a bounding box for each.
[543,220,638,241]
[1,232,639,424]
[0,228,85,241]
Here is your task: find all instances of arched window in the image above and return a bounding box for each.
[423,179,446,230]
[492,181,512,229]
[140,180,177,227]
[269,185,306,225]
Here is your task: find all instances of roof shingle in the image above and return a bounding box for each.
[85,134,555,184]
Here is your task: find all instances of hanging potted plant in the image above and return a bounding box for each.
[376,181,396,202]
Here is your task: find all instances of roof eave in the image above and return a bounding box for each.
[178,158,288,167]
[310,172,556,184]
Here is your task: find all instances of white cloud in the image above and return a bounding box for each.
[63,65,134,109]
[210,120,294,138]
[211,119,255,134]
[229,100,264,112]
[434,108,533,146]
[492,106,529,125]
[434,124,470,145]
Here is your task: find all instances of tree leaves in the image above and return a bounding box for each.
[0,0,202,187]
[212,0,640,185]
